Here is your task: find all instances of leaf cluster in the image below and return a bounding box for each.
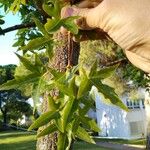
[0,60,127,149]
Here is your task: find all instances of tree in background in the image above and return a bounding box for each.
[0,65,33,127]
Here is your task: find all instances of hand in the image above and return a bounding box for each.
[61,0,150,73]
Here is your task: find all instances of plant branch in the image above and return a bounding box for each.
[104,58,127,67]
[0,22,36,35]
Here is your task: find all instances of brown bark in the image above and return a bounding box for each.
[36,32,80,150]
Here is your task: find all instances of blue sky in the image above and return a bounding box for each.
[0,12,20,65]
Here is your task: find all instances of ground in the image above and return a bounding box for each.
[0,130,110,150]
[0,130,146,150]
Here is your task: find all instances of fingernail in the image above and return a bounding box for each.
[66,7,74,16]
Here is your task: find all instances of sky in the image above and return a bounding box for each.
[0,12,21,65]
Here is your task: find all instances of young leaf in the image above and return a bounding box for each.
[61,97,74,132]
[9,0,20,14]
[0,73,40,91]
[88,61,98,77]
[48,68,64,80]
[32,76,47,106]
[48,96,58,111]
[46,42,54,59]
[28,111,60,131]
[91,65,119,80]
[62,17,79,34]
[57,133,67,150]
[42,0,60,18]
[68,77,78,97]
[15,53,39,74]
[37,123,57,138]
[79,116,100,132]
[54,81,73,97]
[33,17,49,36]
[21,37,51,51]
[92,80,128,111]
[76,126,95,144]
[45,18,62,33]
[66,124,73,150]
[77,68,92,99]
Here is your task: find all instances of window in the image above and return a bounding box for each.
[126,99,140,109]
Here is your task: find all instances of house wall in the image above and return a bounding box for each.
[94,88,146,139]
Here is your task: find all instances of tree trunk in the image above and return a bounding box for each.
[36,32,80,150]
[145,95,150,149]
[1,108,8,129]
[1,108,7,124]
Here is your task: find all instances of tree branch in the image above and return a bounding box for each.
[0,22,36,35]
[105,58,127,67]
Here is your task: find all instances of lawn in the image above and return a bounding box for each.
[0,130,110,150]
[0,130,36,150]
[94,137,146,145]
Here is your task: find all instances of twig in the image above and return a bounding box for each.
[104,58,127,67]
[0,22,36,35]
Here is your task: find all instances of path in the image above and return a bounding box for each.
[96,142,146,150]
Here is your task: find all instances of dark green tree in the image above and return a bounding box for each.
[0,65,32,127]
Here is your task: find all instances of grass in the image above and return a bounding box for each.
[94,137,146,145]
[0,130,110,150]
[0,130,36,150]
[74,141,111,150]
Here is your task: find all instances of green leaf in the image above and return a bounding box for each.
[45,18,62,33]
[33,17,49,36]
[48,96,58,111]
[79,116,100,132]
[28,111,60,131]
[37,123,57,138]
[61,97,74,132]
[91,65,118,80]
[72,116,80,133]
[21,37,51,51]
[42,3,55,17]
[68,77,78,97]
[77,68,92,99]
[15,53,39,73]
[88,61,98,77]
[76,126,95,144]
[32,76,47,106]
[62,17,79,34]
[21,0,26,5]
[0,19,5,25]
[48,68,64,80]
[92,80,128,111]
[66,124,73,150]
[0,73,40,91]
[9,0,20,14]
[42,0,61,18]
[46,42,54,59]
[55,81,73,97]
[57,133,67,150]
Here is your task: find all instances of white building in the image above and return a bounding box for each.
[90,88,147,139]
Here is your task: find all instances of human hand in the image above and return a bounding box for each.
[61,0,150,73]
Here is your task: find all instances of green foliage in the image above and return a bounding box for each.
[0,61,127,149]
[0,65,32,124]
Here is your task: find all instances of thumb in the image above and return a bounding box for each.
[61,6,98,30]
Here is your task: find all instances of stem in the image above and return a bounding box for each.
[104,58,127,67]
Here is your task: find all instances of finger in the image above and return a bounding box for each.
[61,6,99,29]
